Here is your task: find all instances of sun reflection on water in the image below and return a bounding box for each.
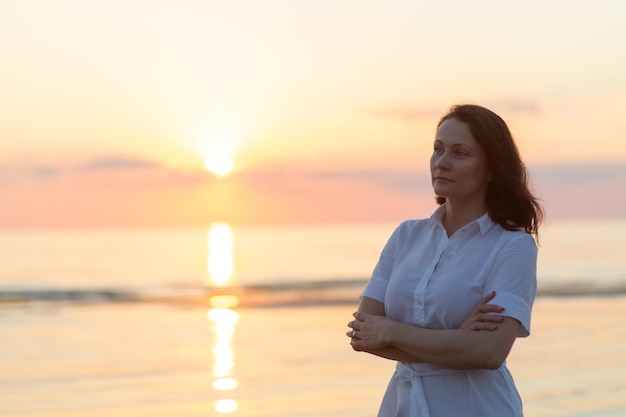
[215,399,238,414]
[208,223,234,287]
[207,222,239,414]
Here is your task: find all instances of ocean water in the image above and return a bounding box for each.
[1,221,626,416]
[2,220,625,301]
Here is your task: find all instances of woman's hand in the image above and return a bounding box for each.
[460,291,505,331]
[346,311,393,351]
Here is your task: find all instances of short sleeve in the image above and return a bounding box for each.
[360,224,402,303]
[485,232,538,337]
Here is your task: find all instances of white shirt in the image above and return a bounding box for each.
[362,205,538,417]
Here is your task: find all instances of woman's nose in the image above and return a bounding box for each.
[435,152,450,169]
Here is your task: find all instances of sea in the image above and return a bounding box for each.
[1,220,625,417]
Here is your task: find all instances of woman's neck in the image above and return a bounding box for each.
[442,201,487,237]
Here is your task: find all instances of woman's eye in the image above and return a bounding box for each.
[433,147,443,154]
[456,151,467,157]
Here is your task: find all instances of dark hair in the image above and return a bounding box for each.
[436,104,543,236]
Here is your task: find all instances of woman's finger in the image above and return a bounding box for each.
[468,322,498,331]
[475,313,506,323]
[479,291,497,305]
[346,328,361,338]
[353,311,365,321]
[475,304,505,314]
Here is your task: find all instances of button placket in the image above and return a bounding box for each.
[415,231,448,322]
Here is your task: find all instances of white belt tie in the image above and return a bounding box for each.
[392,362,464,417]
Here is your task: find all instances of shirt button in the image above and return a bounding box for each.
[446,254,452,259]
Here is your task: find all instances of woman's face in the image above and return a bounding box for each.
[430,118,490,206]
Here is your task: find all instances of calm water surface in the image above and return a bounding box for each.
[1,220,625,416]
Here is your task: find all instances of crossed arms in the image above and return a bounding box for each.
[347,293,520,370]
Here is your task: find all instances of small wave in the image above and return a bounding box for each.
[537,283,626,297]
[2,280,626,308]
[0,279,367,308]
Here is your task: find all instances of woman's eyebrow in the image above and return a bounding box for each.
[433,139,475,149]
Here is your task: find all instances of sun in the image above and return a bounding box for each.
[204,152,234,178]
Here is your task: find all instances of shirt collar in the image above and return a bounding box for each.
[429,204,496,235]
[430,205,447,225]
[475,211,496,234]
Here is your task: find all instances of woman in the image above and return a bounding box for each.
[347,104,543,416]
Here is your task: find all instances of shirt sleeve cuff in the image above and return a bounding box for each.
[490,291,532,337]
[360,276,388,303]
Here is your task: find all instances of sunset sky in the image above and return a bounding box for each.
[2,0,625,228]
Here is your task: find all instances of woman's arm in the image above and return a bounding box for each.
[350,310,519,370]
[349,296,425,363]
[349,294,506,364]
[349,232,537,369]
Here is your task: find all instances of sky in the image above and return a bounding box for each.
[1,0,625,228]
